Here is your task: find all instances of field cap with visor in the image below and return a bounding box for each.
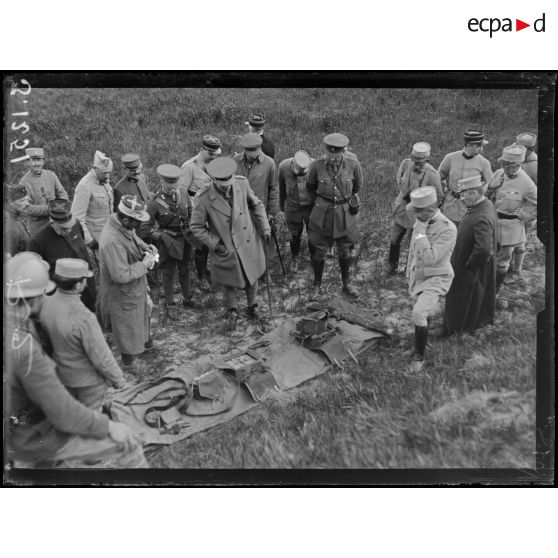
[246,115,266,129]
[498,144,526,164]
[49,199,73,223]
[208,157,237,181]
[25,147,45,159]
[241,133,263,156]
[463,130,489,146]
[54,258,94,280]
[118,194,150,222]
[516,133,537,148]
[121,153,141,169]
[5,251,56,299]
[411,142,431,160]
[406,186,437,213]
[157,164,182,184]
[324,133,349,152]
[202,135,222,155]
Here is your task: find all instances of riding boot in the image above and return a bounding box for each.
[246,303,259,321]
[290,236,301,273]
[160,267,175,304]
[388,243,400,275]
[339,258,359,297]
[409,325,429,372]
[495,269,507,293]
[311,259,324,297]
[194,249,206,281]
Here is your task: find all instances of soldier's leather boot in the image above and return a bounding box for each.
[340,258,359,298]
[310,260,325,298]
[194,249,206,281]
[226,307,239,331]
[409,325,428,372]
[246,303,259,321]
[388,243,400,276]
[495,269,507,293]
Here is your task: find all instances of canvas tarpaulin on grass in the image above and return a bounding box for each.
[109,317,384,446]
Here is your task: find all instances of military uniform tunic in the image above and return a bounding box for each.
[438,151,493,224]
[181,155,213,196]
[278,157,314,236]
[18,169,68,237]
[114,172,151,209]
[306,152,363,258]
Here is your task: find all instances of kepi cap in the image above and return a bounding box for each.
[157,164,182,183]
[411,142,431,160]
[5,251,55,299]
[201,135,222,154]
[25,147,45,159]
[93,150,113,170]
[463,130,489,146]
[408,186,437,209]
[240,133,263,150]
[324,133,349,150]
[121,153,141,169]
[48,199,73,222]
[457,175,484,192]
[293,150,311,170]
[207,157,237,180]
[5,183,27,202]
[247,115,266,129]
[499,144,526,164]
[54,258,94,280]
[118,195,150,222]
[516,132,537,148]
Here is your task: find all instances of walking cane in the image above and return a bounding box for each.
[271,223,286,279]
[459,268,479,335]
[263,240,273,319]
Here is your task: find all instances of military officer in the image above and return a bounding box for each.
[516,132,537,185]
[180,135,223,288]
[486,144,537,293]
[18,147,68,237]
[114,153,152,212]
[146,164,197,312]
[71,150,114,250]
[405,186,457,370]
[4,183,31,257]
[278,150,314,273]
[245,114,275,159]
[388,142,443,275]
[233,133,280,223]
[190,157,271,328]
[438,130,493,225]
[306,133,363,298]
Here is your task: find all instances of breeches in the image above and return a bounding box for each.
[285,205,312,237]
[311,237,354,261]
[390,220,410,245]
[497,242,525,272]
[412,290,442,326]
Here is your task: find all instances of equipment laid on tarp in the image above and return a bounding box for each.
[109,312,387,446]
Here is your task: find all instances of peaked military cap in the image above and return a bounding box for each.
[5,183,27,202]
[516,132,537,147]
[499,144,526,164]
[463,130,489,146]
[248,115,266,128]
[411,142,431,160]
[409,186,437,208]
[49,199,73,222]
[25,147,45,158]
[207,157,237,179]
[121,153,141,169]
[157,164,182,183]
[323,133,349,150]
[118,194,150,222]
[202,135,222,154]
[457,175,484,192]
[54,258,94,280]
[293,150,311,169]
[240,133,263,150]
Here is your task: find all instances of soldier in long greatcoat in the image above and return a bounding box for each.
[445,175,498,334]
[306,133,363,297]
[190,157,271,327]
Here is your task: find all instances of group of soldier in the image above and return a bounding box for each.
[4,112,538,467]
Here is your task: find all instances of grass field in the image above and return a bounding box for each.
[5,85,544,469]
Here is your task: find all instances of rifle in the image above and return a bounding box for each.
[270,221,286,279]
[306,302,393,336]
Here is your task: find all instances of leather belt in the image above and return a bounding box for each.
[497,212,519,220]
[318,194,347,205]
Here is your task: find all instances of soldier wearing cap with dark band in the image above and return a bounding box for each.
[99,195,157,373]
[29,199,97,313]
[4,183,31,257]
[405,186,456,371]
[486,144,537,298]
[146,164,198,312]
[114,153,152,214]
[245,114,275,159]
[40,258,126,411]
[233,132,280,224]
[388,142,443,275]
[306,132,363,298]
[180,135,223,288]
[278,150,315,273]
[445,175,498,334]
[18,147,68,237]
[190,157,271,327]
[438,130,493,226]
[516,132,537,185]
